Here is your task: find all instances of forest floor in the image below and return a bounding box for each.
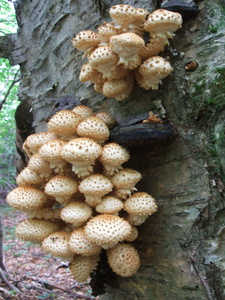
[0,196,99,300]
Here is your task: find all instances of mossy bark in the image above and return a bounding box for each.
[7,0,225,299]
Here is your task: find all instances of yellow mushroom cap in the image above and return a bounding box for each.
[60,201,92,225]
[72,105,94,118]
[107,242,140,277]
[42,231,74,259]
[6,186,47,211]
[111,168,142,189]
[76,116,110,143]
[124,192,158,216]
[84,214,132,248]
[69,255,99,282]
[71,30,100,52]
[69,228,102,256]
[16,167,44,186]
[38,139,66,162]
[16,218,61,242]
[47,110,83,138]
[95,196,124,214]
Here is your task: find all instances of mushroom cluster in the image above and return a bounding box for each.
[7,105,158,282]
[72,5,182,100]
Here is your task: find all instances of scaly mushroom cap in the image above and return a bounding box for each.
[60,201,92,226]
[107,243,140,277]
[16,218,61,243]
[44,175,78,205]
[72,105,94,118]
[76,116,110,143]
[69,255,99,282]
[89,45,119,78]
[22,132,58,157]
[95,196,124,214]
[99,143,130,176]
[124,192,158,216]
[79,174,113,207]
[84,214,132,248]
[109,33,144,69]
[27,153,53,180]
[98,22,119,44]
[139,35,168,60]
[27,207,61,220]
[47,110,83,139]
[16,167,44,186]
[71,30,100,54]
[144,9,182,39]
[61,137,102,178]
[42,231,74,260]
[69,228,102,256]
[124,226,139,242]
[135,56,173,90]
[79,63,99,83]
[95,112,116,129]
[6,186,47,211]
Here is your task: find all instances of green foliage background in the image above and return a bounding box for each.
[0,0,20,191]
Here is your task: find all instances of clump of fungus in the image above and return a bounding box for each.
[8,103,159,283]
[72,5,182,100]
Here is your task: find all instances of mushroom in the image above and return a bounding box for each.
[69,228,102,256]
[78,174,113,207]
[71,30,100,57]
[69,254,99,282]
[60,201,92,226]
[124,192,158,216]
[95,195,124,214]
[72,105,94,118]
[27,153,53,181]
[76,116,110,143]
[84,214,132,249]
[22,132,58,158]
[95,112,116,129]
[6,186,48,211]
[44,175,78,205]
[126,213,149,226]
[109,32,144,70]
[99,143,130,176]
[107,242,140,277]
[38,139,67,173]
[135,56,173,90]
[47,110,83,139]
[78,63,100,83]
[139,35,168,60]
[61,137,102,178]
[16,167,45,186]
[124,226,139,242]
[97,22,119,44]
[27,207,62,221]
[15,218,61,243]
[42,231,74,260]
[111,168,142,199]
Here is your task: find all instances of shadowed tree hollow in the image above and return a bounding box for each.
[2,0,225,299]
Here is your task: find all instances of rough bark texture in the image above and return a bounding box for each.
[6,0,225,299]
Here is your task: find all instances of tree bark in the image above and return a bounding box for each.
[10,0,225,299]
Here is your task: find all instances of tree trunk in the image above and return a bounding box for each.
[4,0,225,299]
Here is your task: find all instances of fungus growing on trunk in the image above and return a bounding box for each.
[69,255,99,282]
[71,30,100,57]
[60,201,92,226]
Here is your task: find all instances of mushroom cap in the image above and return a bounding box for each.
[16,218,61,242]
[98,22,119,44]
[111,168,142,189]
[107,242,140,277]
[95,196,124,214]
[124,192,158,215]
[6,186,47,211]
[144,9,182,35]
[69,228,102,256]
[22,132,58,157]
[78,174,113,197]
[27,207,61,220]
[38,139,66,162]
[72,105,94,118]
[124,226,139,242]
[99,143,130,167]
[27,153,52,176]
[61,137,102,163]
[71,30,100,52]
[79,63,99,82]
[69,255,99,282]
[42,231,74,259]
[44,175,78,200]
[76,116,110,143]
[138,56,173,78]
[16,167,44,186]
[84,214,132,247]
[47,110,83,137]
[60,201,92,225]
[95,112,116,128]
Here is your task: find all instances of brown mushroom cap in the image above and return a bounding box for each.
[97,22,119,44]
[69,255,99,282]
[124,226,139,242]
[79,63,99,83]
[60,201,92,226]
[6,186,48,211]
[124,192,158,216]
[71,30,100,53]
[16,167,44,186]
[76,116,110,143]
[95,112,116,129]
[42,231,74,259]
[72,105,94,118]
[95,195,124,214]
[69,228,102,256]
[84,214,132,248]
[47,110,83,138]
[107,242,140,277]
[16,218,61,243]
[27,153,53,180]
